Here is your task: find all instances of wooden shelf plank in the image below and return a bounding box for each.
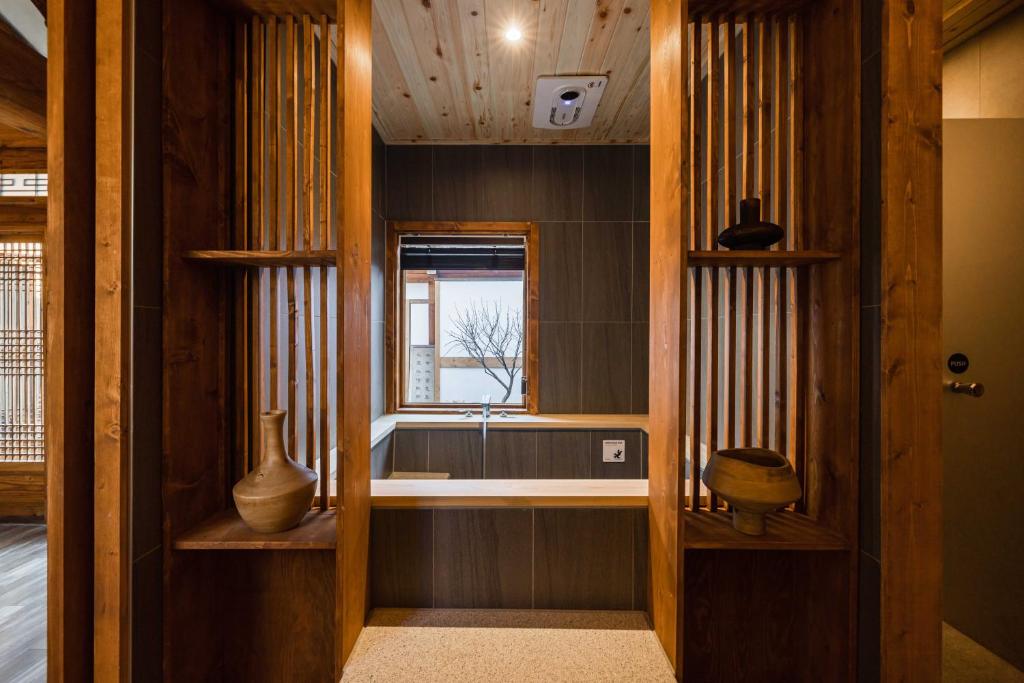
[371,479,649,509]
[683,510,847,550]
[687,250,841,267]
[173,508,336,550]
[183,249,336,267]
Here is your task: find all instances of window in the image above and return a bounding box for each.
[389,223,538,411]
[0,242,44,461]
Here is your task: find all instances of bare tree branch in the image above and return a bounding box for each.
[446,300,524,402]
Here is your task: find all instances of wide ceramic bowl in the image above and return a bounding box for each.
[701,448,801,535]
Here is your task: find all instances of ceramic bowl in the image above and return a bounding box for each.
[701,448,801,535]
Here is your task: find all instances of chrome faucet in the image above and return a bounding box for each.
[480,395,491,477]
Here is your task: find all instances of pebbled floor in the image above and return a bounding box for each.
[341,608,675,682]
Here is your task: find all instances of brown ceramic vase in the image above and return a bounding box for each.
[701,448,801,535]
[233,410,318,533]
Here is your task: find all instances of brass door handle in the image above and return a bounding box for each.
[947,381,985,398]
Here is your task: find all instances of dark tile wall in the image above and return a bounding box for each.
[384,144,651,414]
[371,129,386,419]
[370,507,647,610]
[375,428,647,480]
[131,1,163,678]
[858,0,883,678]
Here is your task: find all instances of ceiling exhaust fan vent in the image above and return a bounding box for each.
[531,76,608,130]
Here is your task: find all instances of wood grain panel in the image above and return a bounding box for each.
[536,430,590,478]
[581,222,633,322]
[369,509,433,607]
[94,0,132,676]
[336,0,374,670]
[45,1,96,678]
[427,429,482,479]
[648,0,687,671]
[880,0,943,676]
[580,323,632,414]
[484,430,537,479]
[371,0,651,144]
[0,20,45,136]
[538,222,582,322]
[433,508,533,608]
[0,462,45,516]
[534,508,634,610]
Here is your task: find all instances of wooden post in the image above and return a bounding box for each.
[94,0,131,678]
[46,0,96,679]
[880,0,943,677]
[649,0,688,674]
[336,0,373,674]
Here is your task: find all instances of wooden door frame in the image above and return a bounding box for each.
[46,0,97,680]
[879,0,943,678]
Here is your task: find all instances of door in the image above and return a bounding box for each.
[943,119,1024,671]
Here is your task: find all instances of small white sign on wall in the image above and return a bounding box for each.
[602,439,626,463]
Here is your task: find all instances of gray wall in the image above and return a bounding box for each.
[381,144,650,414]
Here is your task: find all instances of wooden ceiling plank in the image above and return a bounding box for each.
[593,4,651,140]
[943,0,1023,50]
[0,19,46,136]
[371,11,429,141]
[373,0,447,139]
[577,0,630,73]
[555,0,595,74]
[453,0,497,141]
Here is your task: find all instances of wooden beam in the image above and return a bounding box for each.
[0,146,46,171]
[0,197,46,234]
[0,19,46,136]
[94,0,131,679]
[336,0,372,675]
[648,0,687,675]
[943,0,1024,51]
[881,0,944,677]
[45,0,96,680]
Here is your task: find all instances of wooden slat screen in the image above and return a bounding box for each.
[686,15,803,510]
[0,242,43,462]
[237,17,337,510]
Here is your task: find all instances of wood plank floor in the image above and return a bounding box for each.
[0,524,46,683]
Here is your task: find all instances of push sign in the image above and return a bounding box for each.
[948,353,969,374]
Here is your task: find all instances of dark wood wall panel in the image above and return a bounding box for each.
[383,143,650,415]
[370,507,648,611]
[683,550,850,683]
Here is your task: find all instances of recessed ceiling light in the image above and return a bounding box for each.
[504,24,523,42]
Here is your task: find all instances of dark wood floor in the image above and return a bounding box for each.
[0,524,46,682]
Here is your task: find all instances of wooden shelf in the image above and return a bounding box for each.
[173,509,336,550]
[683,510,847,551]
[183,250,336,267]
[371,478,649,509]
[688,250,841,267]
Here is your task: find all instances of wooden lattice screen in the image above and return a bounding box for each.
[686,15,803,510]
[236,16,337,509]
[0,242,44,462]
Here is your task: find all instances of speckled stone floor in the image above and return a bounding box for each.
[340,608,675,682]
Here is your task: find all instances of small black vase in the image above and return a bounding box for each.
[717,198,784,250]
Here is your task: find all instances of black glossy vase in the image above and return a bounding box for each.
[717,198,784,250]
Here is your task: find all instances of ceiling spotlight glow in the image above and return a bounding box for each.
[504,24,523,42]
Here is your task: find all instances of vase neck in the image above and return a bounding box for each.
[259,413,289,466]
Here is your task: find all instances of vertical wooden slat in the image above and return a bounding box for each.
[705,17,720,511]
[302,17,316,470]
[685,21,698,509]
[789,16,806,500]
[724,16,738,464]
[235,20,251,482]
[689,19,704,510]
[284,17,299,458]
[757,17,771,447]
[267,18,280,411]
[742,18,756,447]
[251,17,265,465]
[318,15,330,510]
[772,16,789,457]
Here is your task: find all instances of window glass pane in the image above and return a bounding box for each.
[405,282,428,300]
[409,302,430,346]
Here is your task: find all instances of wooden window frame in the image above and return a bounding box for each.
[385,221,540,414]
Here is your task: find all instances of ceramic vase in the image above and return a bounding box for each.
[701,448,801,535]
[233,410,318,533]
